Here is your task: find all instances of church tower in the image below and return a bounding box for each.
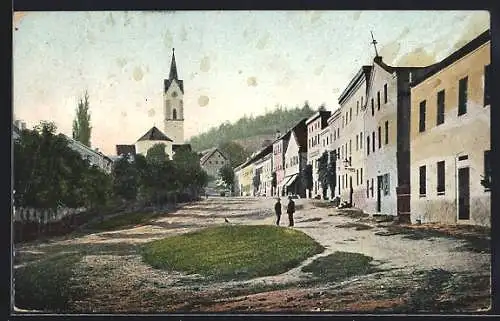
[163,48,184,145]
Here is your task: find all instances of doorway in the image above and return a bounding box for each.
[377,175,382,212]
[458,167,470,220]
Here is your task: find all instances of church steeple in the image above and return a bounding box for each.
[169,48,178,80]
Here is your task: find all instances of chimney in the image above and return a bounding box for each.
[374,56,382,63]
[276,130,281,139]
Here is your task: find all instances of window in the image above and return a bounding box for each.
[437,90,445,125]
[419,165,426,196]
[360,132,363,149]
[356,169,359,185]
[356,134,359,150]
[458,76,468,116]
[371,98,374,116]
[360,168,363,182]
[372,131,375,153]
[367,136,370,155]
[361,96,364,107]
[172,108,177,120]
[384,84,388,103]
[341,145,344,159]
[342,175,344,189]
[484,150,491,191]
[350,108,352,122]
[484,64,491,106]
[378,126,381,149]
[337,128,340,138]
[419,100,426,132]
[357,102,359,115]
[437,161,445,195]
[371,178,374,197]
[385,121,389,145]
[334,131,336,141]
[366,180,370,197]
[215,160,218,165]
[377,91,381,110]
[383,174,390,196]
[349,139,352,155]
[337,148,340,159]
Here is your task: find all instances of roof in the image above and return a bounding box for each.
[200,148,228,165]
[305,110,332,126]
[338,66,372,105]
[137,126,173,142]
[410,29,490,87]
[116,144,136,156]
[164,48,184,93]
[173,144,191,153]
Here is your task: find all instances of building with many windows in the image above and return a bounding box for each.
[409,30,490,226]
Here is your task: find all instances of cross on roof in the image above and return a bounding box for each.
[370,30,379,58]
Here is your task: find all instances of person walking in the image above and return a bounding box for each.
[274,198,282,226]
[287,196,296,227]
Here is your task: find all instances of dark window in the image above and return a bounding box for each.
[458,155,468,161]
[372,131,375,152]
[419,165,426,196]
[349,140,352,155]
[366,180,369,197]
[371,178,374,197]
[385,121,389,144]
[458,76,468,116]
[350,108,352,121]
[378,126,381,149]
[356,170,359,185]
[371,98,374,116]
[484,64,490,106]
[437,90,445,125]
[360,132,363,149]
[419,100,426,132]
[360,168,363,182]
[377,91,381,110]
[337,128,339,137]
[357,103,359,115]
[437,161,445,195]
[367,136,370,155]
[172,108,177,120]
[384,84,388,103]
[484,150,491,191]
[361,96,364,107]
[337,148,340,159]
[356,134,359,150]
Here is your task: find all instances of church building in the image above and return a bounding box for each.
[116,48,191,159]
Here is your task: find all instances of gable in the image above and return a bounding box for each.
[165,79,184,96]
[285,131,300,158]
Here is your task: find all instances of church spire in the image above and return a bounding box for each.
[169,48,178,80]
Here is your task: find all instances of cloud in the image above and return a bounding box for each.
[396,47,437,66]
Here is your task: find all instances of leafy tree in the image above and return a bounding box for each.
[72,91,92,147]
[219,164,235,192]
[218,141,250,168]
[317,152,329,199]
[302,164,313,198]
[173,149,208,199]
[146,143,168,163]
[327,151,337,199]
[112,156,139,202]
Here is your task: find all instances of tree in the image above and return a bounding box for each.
[327,151,337,199]
[72,90,92,147]
[302,164,313,198]
[146,143,167,163]
[112,156,139,202]
[219,164,235,192]
[173,149,208,200]
[317,152,329,200]
[218,141,251,168]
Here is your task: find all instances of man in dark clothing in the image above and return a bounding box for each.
[287,196,296,227]
[274,198,282,226]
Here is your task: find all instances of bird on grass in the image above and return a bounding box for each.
[224,218,230,223]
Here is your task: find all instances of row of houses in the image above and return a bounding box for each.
[234,29,491,226]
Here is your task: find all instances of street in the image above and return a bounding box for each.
[14,197,490,313]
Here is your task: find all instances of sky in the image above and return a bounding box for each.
[13,11,490,155]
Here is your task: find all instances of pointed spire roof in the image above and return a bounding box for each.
[169,48,178,80]
[164,48,184,94]
[137,126,173,142]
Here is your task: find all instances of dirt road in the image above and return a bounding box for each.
[14,197,491,313]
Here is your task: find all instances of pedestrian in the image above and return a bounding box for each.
[274,198,282,226]
[287,196,295,227]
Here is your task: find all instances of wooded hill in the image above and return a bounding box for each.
[188,102,318,153]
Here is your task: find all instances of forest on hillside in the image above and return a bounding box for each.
[188,102,319,152]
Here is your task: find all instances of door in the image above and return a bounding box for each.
[458,167,470,220]
[377,175,382,212]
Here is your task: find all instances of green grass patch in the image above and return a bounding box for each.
[141,225,325,281]
[302,251,379,283]
[15,253,84,312]
[84,211,165,232]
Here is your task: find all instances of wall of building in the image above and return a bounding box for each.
[410,42,490,226]
[240,164,255,196]
[364,63,400,215]
[273,140,285,196]
[307,116,323,197]
[164,80,184,144]
[261,155,273,196]
[135,140,173,160]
